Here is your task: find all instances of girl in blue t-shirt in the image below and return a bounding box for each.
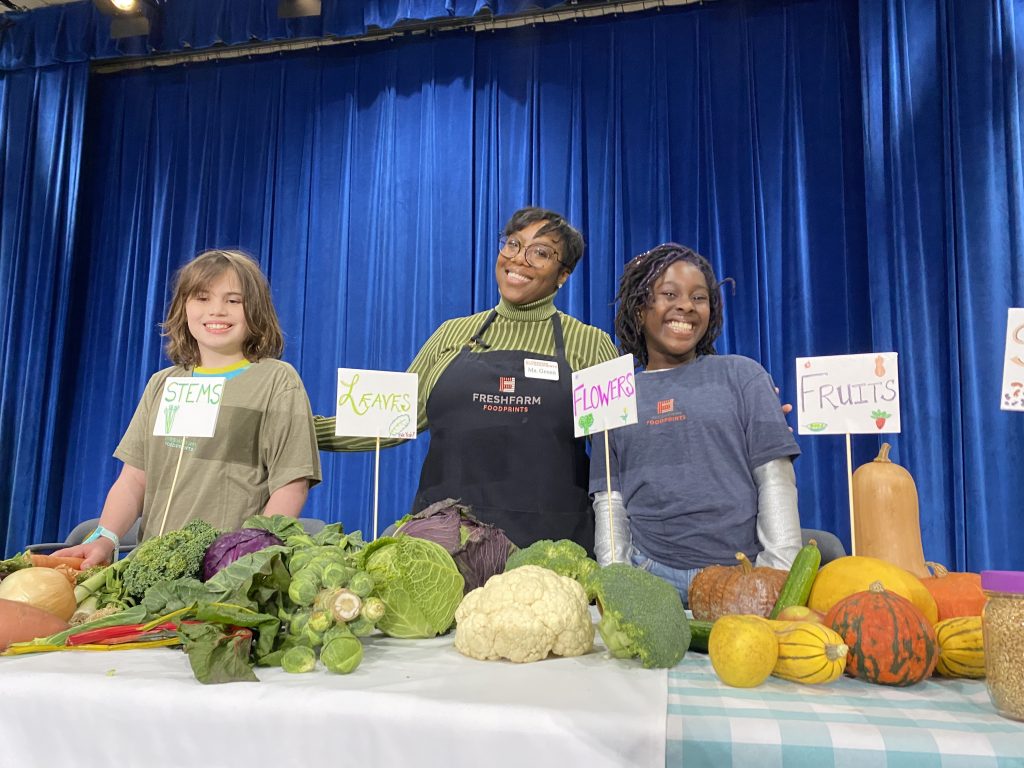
[590,243,801,603]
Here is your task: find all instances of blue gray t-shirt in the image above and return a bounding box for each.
[589,355,800,570]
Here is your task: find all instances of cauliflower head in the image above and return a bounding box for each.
[454,565,595,663]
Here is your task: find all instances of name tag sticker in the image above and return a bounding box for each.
[524,359,559,381]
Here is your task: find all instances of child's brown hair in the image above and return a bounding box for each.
[162,249,284,367]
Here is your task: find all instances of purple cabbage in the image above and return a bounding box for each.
[396,499,517,593]
[202,528,283,581]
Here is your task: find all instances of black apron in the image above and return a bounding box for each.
[413,311,594,551]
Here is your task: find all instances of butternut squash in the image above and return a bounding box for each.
[852,443,929,578]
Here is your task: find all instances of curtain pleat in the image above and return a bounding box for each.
[0,62,88,550]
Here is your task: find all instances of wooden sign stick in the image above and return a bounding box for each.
[846,433,856,556]
[157,438,188,537]
[373,435,381,541]
[604,429,615,559]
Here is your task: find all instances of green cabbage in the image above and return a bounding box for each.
[359,536,464,638]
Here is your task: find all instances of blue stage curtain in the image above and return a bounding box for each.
[859,0,1024,571]
[0,0,574,70]
[47,1,875,552]
[0,62,89,550]
[1,0,1022,573]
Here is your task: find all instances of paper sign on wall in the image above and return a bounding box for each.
[1001,308,1024,412]
[571,354,638,438]
[153,377,226,438]
[335,368,418,439]
[796,353,900,435]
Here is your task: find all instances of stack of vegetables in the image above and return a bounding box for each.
[452,538,692,668]
[689,539,987,688]
[1,553,85,651]
[0,515,468,683]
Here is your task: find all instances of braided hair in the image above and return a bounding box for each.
[615,243,725,368]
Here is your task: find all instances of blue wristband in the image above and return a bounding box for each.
[83,525,121,561]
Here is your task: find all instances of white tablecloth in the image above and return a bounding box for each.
[0,632,667,768]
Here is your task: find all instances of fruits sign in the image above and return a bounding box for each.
[795,353,901,435]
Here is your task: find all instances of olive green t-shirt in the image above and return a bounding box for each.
[115,359,322,540]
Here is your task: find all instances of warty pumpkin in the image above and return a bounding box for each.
[824,581,938,686]
[772,621,848,684]
[807,554,938,625]
[934,615,985,678]
[852,443,929,578]
[922,562,987,620]
[688,553,788,622]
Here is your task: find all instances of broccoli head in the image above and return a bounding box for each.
[504,539,599,591]
[122,519,220,601]
[591,563,690,669]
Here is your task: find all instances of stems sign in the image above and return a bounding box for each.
[153,377,226,438]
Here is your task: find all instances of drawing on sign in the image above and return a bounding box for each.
[163,404,179,434]
[578,413,595,436]
[1006,382,1024,409]
[389,414,412,437]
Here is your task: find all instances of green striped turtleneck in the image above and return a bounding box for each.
[315,292,618,451]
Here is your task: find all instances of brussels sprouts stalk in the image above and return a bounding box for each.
[317,588,362,623]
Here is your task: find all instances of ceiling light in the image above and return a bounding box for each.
[94,0,151,38]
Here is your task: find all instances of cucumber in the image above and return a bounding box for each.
[768,539,822,619]
[688,620,714,653]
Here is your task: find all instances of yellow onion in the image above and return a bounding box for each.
[0,567,77,621]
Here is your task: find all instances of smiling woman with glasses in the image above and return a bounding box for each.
[315,206,618,552]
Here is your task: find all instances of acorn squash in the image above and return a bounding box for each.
[825,581,938,686]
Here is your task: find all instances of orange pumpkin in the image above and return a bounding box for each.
[688,552,788,621]
[922,562,987,620]
[824,581,938,686]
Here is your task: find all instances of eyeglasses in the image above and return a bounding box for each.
[498,236,563,268]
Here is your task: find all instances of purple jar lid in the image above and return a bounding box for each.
[982,571,1024,594]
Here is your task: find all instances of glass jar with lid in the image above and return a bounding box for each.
[982,570,1024,721]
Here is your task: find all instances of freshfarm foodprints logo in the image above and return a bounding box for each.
[647,398,685,426]
[499,376,515,393]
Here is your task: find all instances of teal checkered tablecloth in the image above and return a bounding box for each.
[668,654,1024,768]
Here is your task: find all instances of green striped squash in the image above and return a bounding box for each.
[772,621,848,684]
[935,615,985,678]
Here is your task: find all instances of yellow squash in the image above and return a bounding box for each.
[772,621,849,684]
[708,615,778,688]
[934,615,985,679]
[807,555,938,625]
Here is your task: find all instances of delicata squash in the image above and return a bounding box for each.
[772,621,849,684]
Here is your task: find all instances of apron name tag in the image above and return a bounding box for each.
[524,359,559,381]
